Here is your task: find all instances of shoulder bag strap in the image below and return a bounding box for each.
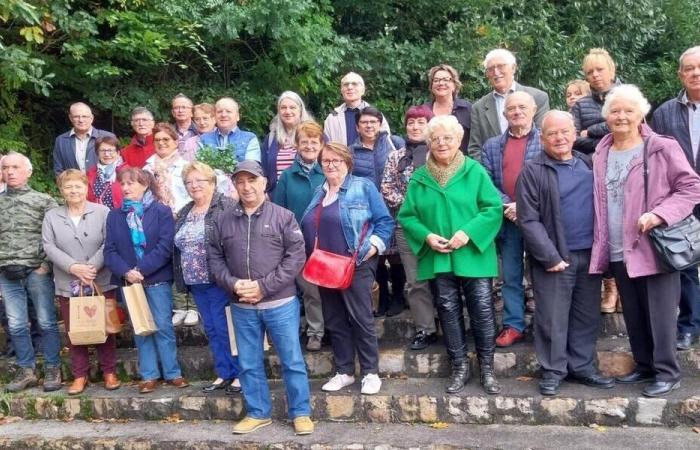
[642,139,649,212]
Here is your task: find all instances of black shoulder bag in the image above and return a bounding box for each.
[643,139,700,271]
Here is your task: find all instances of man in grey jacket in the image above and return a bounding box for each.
[208,160,313,436]
[468,49,550,162]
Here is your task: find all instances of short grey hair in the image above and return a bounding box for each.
[505,91,536,109]
[425,115,464,144]
[172,93,193,107]
[541,110,575,133]
[1,151,33,173]
[131,106,154,120]
[215,97,240,113]
[341,72,365,87]
[601,84,651,118]
[483,48,517,69]
[679,46,700,70]
[269,91,314,145]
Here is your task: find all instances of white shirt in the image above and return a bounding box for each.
[70,128,93,172]
[683,93,700,162]
[494,83,517,133]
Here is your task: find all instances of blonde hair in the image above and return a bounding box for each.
[566,79,591,97]
[319,142,354,171]
[57,169,88,187]
[582,48,616,79]
[181,161,217,186]
[428,64,463,96]
[193,103,215,117]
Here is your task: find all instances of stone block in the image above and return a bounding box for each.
[540,398,578,424]
[494,353,516,375]
[363,395,392,422]
[412,353,447,376]
[597,351,635,377]
[584,397,629,424]
[635,397,666,425]
[378,348,405,374]
[326,395,355,420]
[494,396,534,424]
[418,396,439,423]
[397,395,420,422]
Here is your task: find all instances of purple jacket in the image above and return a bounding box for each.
[589,124,700,278]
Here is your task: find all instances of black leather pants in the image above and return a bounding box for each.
[431,275,496,365]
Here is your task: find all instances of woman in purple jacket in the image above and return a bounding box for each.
[590,84,700,397]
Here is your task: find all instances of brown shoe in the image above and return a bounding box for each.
[168,377,190,388]
[601,278,618,313]
[104,373,121,391]
[68,377,88,395]
[139,379,158,394]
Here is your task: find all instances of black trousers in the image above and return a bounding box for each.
[430,275,495,365]
[319,257,379,376]
[531,250,602,380]
[610,261,681,382]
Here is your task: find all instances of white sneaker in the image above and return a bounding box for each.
[183,309,200,326]
[361,373,382,395]
[172,309,187,326]
[321,373,355,392]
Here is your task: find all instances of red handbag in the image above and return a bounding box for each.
[303,200,369,289]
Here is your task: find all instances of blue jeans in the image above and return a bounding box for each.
[678,265,700,336]
[0,270,61,368]
[498,220,526,332]
[133,282,182,380]
[231,298,311,420]
[189,283,239,379]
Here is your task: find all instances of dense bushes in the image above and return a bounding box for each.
[1,0,699,190]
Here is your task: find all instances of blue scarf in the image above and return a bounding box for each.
[121,190,154,260]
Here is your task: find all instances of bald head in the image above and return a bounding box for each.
[540,110,576,161]
[68,102,94,135]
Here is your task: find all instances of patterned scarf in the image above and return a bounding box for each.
[295,153,316,175]
[426,150,465,187]
[94,156,123,208]
[121,190,154,260]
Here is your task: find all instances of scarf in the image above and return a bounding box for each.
[426,150,465,187]
[398,141,429,173]
[121,190,154,260]
[94,156,123,207]
[295,153,316,175]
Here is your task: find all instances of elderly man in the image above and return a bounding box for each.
[652,46,700,351]
[199,98,261,163]
[0,152,62,392]
[324,72,390,145]
[482,92,543,347]
[517,111,613,396]
[171,94,198,154]
[121,107,156,168]
[53,102,115,176]
[468,49,550,162]
[208,160,311,435]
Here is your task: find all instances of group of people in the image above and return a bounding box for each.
[2,43,700,435]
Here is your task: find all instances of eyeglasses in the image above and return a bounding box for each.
[320,159,344,167]
[70,115,92,120]
[432,77,453,84]
[185,178,211,187]
[172,106,191,111]
[342,81,361,88]
[431,136,455,144]
[98,148,117,154]
[154,137,173,143]
[132,118,153,123]
[485,63,509,75]
[358,119,380,125]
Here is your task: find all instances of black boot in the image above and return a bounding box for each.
[479,359,501,395]
[374,258,390,316]
[446,360,470,394]
[386,262,407,317]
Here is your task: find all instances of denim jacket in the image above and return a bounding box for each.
[302,175,395,265]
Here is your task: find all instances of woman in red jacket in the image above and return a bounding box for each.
[87,136,126,209]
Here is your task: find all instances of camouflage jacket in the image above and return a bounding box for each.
[0,186,58,269]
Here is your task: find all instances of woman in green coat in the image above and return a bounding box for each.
[398,115,502,395]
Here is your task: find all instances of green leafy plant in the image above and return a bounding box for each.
[195,145,238,174]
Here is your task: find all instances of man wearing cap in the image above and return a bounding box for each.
[208,160,312,435]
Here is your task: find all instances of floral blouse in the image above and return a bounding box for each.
[174,209,209,285]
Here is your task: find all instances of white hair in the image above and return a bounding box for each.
[541,110,575,132]
[2,151,33,172]
[425,115,464,143]
[268,91,314,145]
[341,72,365,87]
[483,48,517,69]
[215,97,240,113]
[130,106,154,120]
[679,46,700,70]
[601,84,651,118]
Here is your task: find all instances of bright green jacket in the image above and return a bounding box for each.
[397,158,502,281]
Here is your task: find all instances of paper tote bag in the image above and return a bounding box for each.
[122,283,158,336]
[224,305,270,356]
[68,287,108,346]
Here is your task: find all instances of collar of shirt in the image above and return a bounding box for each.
[682,92,700,110]
[69,128,94,139]
[507,126,533,139]
[493,82,518,99]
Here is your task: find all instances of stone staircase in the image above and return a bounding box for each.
[1,309,699,449]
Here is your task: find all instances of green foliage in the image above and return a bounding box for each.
[2,0,700,189]
[196,145,238,174]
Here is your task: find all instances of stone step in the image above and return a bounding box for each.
[0,309,629,351]
[3,335,700,384]
[1,420,698,449]
[3,377,700,427]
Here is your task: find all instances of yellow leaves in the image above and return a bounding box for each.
[429,422,450,429]
[160,414,184,424]
[515,376,534,382]
[0,415,22,425]
[19,26,44,44]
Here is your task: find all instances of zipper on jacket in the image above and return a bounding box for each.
[246,214,252,280]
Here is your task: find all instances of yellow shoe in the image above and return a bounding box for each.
[232,416,272,434]
[293,416,314,435]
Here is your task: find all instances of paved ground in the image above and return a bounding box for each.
[1,420,699,449]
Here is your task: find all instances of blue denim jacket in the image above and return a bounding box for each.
[302,175,395,265]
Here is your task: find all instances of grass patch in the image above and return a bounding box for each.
[47,392,66,409]
[79,395,93,421]
[0,392,12,416]
[25,397,38,419]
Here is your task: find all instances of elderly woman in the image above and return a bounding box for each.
[273,120,326,352]
[421,64,472,153]
[565,79,591,110]
[398,115,502,394]
[300,143,394,395]
[261,91,314,195]
[181,103,217,161]
[87,136,125,209]
[42,169,120,394]
[174,161,240,393]
[144,122,190,215]
[381,105,437,349]
[104,167,188,394]
[590,84,700,397]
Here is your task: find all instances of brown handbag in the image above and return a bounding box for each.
[302,200,368,289]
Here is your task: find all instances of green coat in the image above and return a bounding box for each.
[397,158,502,281]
